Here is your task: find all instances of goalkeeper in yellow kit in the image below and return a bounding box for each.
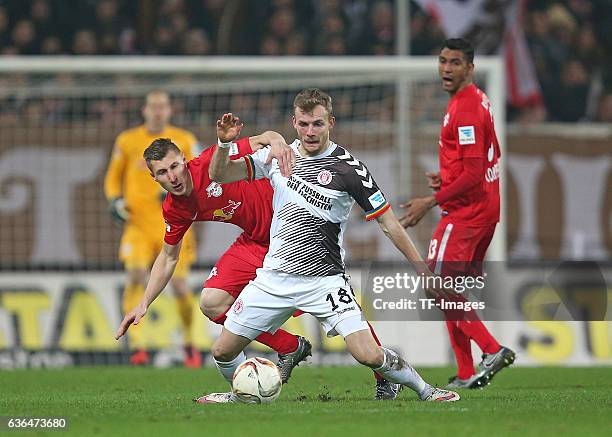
[104,90,200,367]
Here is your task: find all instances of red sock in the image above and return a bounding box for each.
[367,322,384,381]
[210,309,299,355]
[256,330,299,355]
[445,320,475,379]
[457,319,500,354]
[439,295,501,355]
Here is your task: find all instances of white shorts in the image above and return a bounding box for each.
[225,269,368,340]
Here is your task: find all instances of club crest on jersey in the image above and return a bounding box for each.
[206,182,223,197]
[488,144,495,162]
[317,169,333,185]
[458,125,476,145]
[228,142,239,156]
[233,298,243,314]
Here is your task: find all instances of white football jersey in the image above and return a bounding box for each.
[247,140,390,276]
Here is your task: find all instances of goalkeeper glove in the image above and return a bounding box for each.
[109,197,130,224]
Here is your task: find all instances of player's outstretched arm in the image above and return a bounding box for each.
[104,139,130,224]
[376,208,429,272]
[115,241,182,339]
[376,208,455,298]
[209,113,250,183]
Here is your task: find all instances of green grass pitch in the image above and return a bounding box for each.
[1,366,610,436]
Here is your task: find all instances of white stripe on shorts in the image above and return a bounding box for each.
[434,223,454,274]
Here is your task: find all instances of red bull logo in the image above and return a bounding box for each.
[212,200,242,221]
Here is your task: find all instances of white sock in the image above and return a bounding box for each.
[374,347,433,400]
[214,351,247,385]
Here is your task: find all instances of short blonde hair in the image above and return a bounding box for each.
[293,88,333,117]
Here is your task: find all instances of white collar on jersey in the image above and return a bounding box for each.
[293,139,338,159]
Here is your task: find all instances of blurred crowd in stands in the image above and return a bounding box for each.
[0,0,610,122]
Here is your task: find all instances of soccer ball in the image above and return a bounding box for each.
[232,357,282,404]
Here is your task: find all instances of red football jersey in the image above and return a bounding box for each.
[437,84,501,225]
[162,137,274,245]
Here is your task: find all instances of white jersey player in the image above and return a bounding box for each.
[197,88,460,404]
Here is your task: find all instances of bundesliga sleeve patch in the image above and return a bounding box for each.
[368,190,386,209]
[365,190,389,220]
[458,126,476,145]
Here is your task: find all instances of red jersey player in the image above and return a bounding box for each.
[114,132,313,383]
[400,38,515,389]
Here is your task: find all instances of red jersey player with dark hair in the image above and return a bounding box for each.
[114,132,313,383]
[400,38,515,389]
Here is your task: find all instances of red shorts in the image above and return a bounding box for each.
[425,218,496,278]
[203,234,268,299]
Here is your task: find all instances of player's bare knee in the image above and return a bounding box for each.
[199,295,214,319]
[199,288,232,320]
[199,294,220,319]
[210,345,226,361]
[211,343,239,362]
